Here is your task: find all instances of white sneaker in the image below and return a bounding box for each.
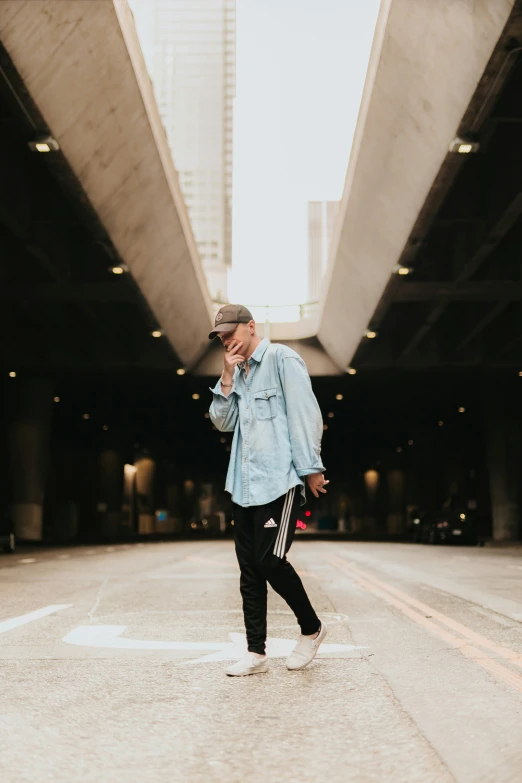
[225,652,269,677]
[286,621,327,671]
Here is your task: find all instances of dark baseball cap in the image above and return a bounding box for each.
[208,304,254,340]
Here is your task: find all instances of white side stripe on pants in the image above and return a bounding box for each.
[273,486,295,558]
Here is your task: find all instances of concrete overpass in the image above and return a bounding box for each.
[0,0,213,372]
[1,0,520,379]
[319,0,522,374]
[1,0,522,545]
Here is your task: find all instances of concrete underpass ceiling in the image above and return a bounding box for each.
[317,0,521,373]
[2,0,521,379]
[0,0,214,371]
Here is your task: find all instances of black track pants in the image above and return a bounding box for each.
[233,486,321,655]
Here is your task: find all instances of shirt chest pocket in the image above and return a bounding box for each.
[253,388,278,420]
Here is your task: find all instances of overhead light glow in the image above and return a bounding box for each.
[408,439,414,446]
[103,425,109,431]
[365,330,377,339]
[458,406,466,413]
[8,371,16,378]
[335,394,343,401]
[54,396,60,403]
[438,420,444,427]
[204,412,210,419]
[192,393,200,400]
[346,367,357,375]
[394,265,413,276]
[396,447,403,453]
[28,136,60,153]
[151,330,163,338]
[448,136,480,154]
[323,424,328,431]
[327,412,335,419]
[460,513,466,521]
[82,414,90,420]
[177,368,186,376]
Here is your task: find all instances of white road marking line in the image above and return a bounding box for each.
[0,605,72,635]
[18,558,36,564]
[62,625,366,663]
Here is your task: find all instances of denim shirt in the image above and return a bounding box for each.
[209,338,325,507]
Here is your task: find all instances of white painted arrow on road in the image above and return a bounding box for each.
[0,605,72,635]
[62,625,367,663]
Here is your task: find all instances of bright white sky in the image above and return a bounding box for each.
[230,0,380,306]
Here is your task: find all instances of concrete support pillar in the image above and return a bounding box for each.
[364,469,380,536]
[485,385,521,542]
[386,467,406,536]
[8,378,53,541]
[135,456,156,534]
[99,449,124,539]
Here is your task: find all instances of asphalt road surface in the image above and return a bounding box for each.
[1,540,522,783]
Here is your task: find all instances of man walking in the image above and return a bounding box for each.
[209,304,329,677]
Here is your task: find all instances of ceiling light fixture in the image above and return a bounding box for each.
[192,393,200,400]
[394,265,413,276]
[103,425,109,431]
[458,406,466,413]
[151,330,163,338]
[28,135,60,153]
[346,367,357,375]
[176,368,186,376]
[438,420,444,427]
[54,396,60,403]
[448,136,480,154]
[8,371,16,378]
[82,414,90,420]
[327,412,335,419]
[335,394,343,401]
[364,330,377,339]
[109,264,129,275]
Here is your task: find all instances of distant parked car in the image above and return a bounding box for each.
[415,509,477,546]
[0,513,16,553]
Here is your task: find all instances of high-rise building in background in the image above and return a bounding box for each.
[129,0,235,302]
[307,201,339,302]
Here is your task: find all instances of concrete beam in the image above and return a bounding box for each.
[0,0,214,369]
[317,0,517,370]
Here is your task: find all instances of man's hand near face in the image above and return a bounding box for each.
[221,339,245,396]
